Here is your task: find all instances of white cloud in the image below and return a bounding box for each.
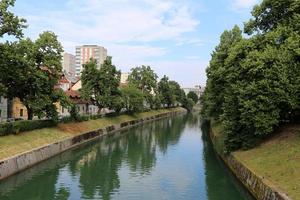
[20,0,202,86]
[230,0,259,11]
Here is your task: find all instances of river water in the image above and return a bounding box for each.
[0,114,253,200]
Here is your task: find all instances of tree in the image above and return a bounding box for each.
[201,25,243,119]
[201,0,300,152]
[182,98,195,112]
[128,66,158,108]
[187,91,198,104]
[81,57,121,113]
[0,0,26,97]
[121,86,144,113]
[158,76,175,107]
[0,31,64,120]
[0,0,26,38]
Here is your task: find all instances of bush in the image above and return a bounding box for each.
[0,120,57,136]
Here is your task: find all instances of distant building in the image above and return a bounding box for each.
[62,53,76,77]
[120,72,130,86]
[182,86,204,98]
[75,45,107,76]
[0,96,8,122]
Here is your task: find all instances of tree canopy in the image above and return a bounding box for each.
[0,31,64,119]
[201,0,300,152]
[0,0,26,38]
[81,57,121,113]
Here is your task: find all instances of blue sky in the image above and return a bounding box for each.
[10,0,260,87]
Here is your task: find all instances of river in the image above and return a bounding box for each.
[0,114,253,200]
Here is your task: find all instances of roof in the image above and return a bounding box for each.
[65,90,81,98]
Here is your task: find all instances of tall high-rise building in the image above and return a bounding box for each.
[75,45,107,76]
[62,53,76,77]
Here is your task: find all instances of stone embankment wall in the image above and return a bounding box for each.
[210,129,292,200]
[0,109,186,181]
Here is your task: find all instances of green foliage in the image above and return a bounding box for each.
[0,31,64,120]
[121,86,144,113]
[128,65,158,108]
[0,120,57,136]
[187,91,199,104]
[201,0,300,152]
[182,98,195,112]
[81,57,122,113]
[158,76,187,108]
[0,0,26,38]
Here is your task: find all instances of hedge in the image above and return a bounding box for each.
[0,120,57,136]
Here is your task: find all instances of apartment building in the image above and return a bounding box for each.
[62,53,76,77]
[75,45,107,76]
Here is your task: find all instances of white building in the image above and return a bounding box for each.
[182,86,205,98]
[120,73,130,85]
[75,45,107,76]
[0,96,8,122]
[62,53,76,77]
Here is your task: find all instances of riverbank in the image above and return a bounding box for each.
[0,107,186,180]
[210,122,299,200]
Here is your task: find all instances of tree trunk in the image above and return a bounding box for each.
[26,106,33,120]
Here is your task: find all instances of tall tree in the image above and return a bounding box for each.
[201,25,242,119]
[201,0,300,151]
[0,0,26,38]
[128,66,158,109]
[121,86,144,113]
[0,31,64,120]
[187,91,198,104]
[81,57,121,113]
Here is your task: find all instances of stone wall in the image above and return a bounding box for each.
[210,128,292,200]
[0,109,186,181]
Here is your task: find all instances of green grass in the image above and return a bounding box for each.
[211,123,300,200]
[0,108,184,161]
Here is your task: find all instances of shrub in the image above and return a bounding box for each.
[0,120,57,136]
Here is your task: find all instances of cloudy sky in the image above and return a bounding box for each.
[11,0,260,87]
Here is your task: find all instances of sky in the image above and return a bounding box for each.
[10,0,260,87]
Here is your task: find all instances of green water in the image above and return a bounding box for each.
[0,114,253,200]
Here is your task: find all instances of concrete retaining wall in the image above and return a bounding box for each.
[0,109,186,181]
[210,129,292,200]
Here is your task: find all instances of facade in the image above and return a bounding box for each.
[120,73,130,86]
[182,86,204,98]
[62,53,76,77]
[75,45,108,76]
[0,96,8,122]
[11,98,28,119]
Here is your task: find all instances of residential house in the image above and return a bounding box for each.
[10,98,28,119]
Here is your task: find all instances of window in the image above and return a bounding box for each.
[20,109,23,117]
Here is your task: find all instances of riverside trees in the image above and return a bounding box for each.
[0,1,67,120]
[201,0,300,152]
[81,60,193,113]
[81,57,122,114]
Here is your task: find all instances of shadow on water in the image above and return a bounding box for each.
[201,119,256,200]
[0,114,253,200]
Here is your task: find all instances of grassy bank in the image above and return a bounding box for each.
[0,107,184,161]
[211,123,300,200]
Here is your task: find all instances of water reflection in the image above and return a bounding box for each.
[0,114,250,200]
